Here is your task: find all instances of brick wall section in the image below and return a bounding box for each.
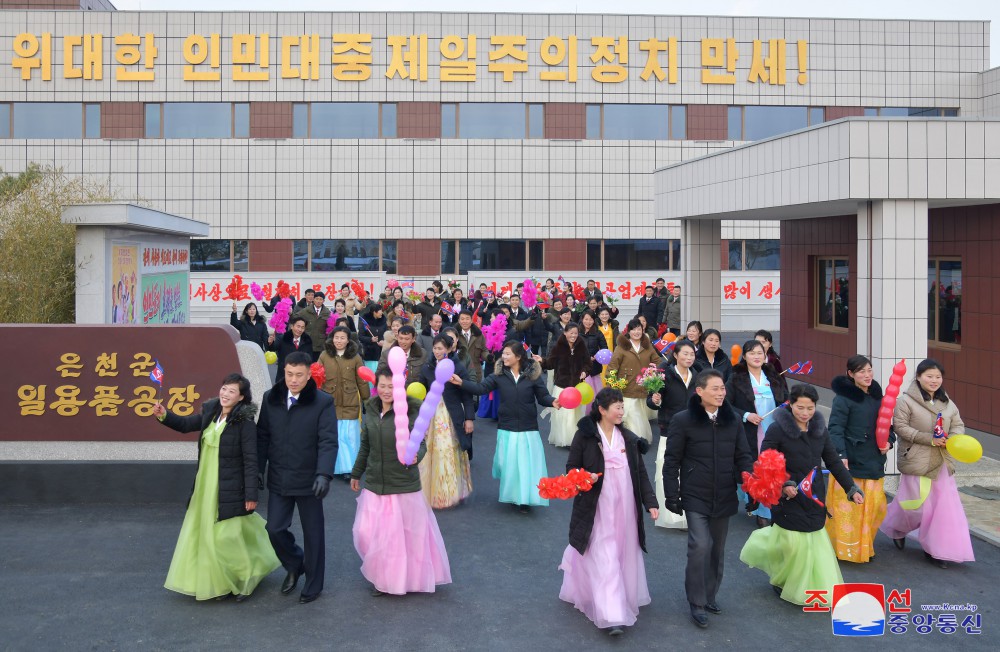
[397,102,441,139]
[825,106,865,120]
[686,105,727,140]
[544,103,585,139]
[397,239,441,276]
[250,102,292,138]
[249,239,292,272]
[100,102,143,139]
[779,215,858,390]
[925,204,1000,432]
[545,239,587,270]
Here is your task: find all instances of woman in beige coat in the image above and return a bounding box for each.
[318,326,371,478]
[607,319,661,444]
[880,359,975,568]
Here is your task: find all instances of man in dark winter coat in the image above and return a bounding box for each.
[663,370,754,629]
[268,315,313,378]
[637,285,662,328]
[258,351,338,604]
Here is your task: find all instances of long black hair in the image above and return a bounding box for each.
[240,302,259,322]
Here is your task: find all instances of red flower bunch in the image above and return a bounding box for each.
[275,280,292,299]
[350,279,367,302]
[572,282,586,301]
[538,468,602,500]
[741,449,790,508]
[310,362,326,388]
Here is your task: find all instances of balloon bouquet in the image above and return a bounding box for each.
[386,347,455,465]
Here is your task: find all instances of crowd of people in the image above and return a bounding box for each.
[151,276,977,636]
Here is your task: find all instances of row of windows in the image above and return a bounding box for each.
[2,102,960,141]
[191,239,398,273]
[728,239,780,271]
[587,239,682,271]
[441,240,545,274]
[816,256,961,347]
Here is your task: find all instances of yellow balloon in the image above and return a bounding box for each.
[946,434,983,464]
[406,383,427,400]
[575,382,595,405]
[264,351,277,365]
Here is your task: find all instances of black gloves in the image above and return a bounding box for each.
[313,475,331,499]
[846,485,864,502]
[745,499,760,514]
[257,473,265,490]
[665,497,683,515]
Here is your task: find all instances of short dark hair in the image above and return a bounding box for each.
[334,298,346,308]
[458,309,473,318]
[398,325,417,337]
[341,283,350,290]
[390,315,404,325]
[694,369,723,390]
[304,288,315,295]
[313,291,325,300]
[846,355,872,374]
[374,364,394,383]
[590,387,625,422]
[220,373,252,408]
[789,384,819,405]
[655,277,665,283]
[432,333,455,349]
[288,315,306,327]
[703,328,722,342]
[626,318,644,333]
[285,351,312,369]
[426,287,436,293]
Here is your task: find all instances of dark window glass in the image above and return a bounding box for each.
[744,106,808,140]
[528,240,543,271]
[603,105,669,140]
[528,104,544,139]
[144,103,161,138]
[162,103,232,138]
[442,104,457,138]
[669,239,681,270]
[929,259,962,344]
[382,240,397,274]
[381,103,397,138]
[234,103,249,138]
[808,107,824,125]
[670,106,686,140]
[311,103,380,138]
[728,240,743,270]
[0,104,9,138]
[727,106,742,140]
[441,241,457,274]
[459,103,525,139]
[942,108,959,117]
[744,239,780,270]
[586,104,601,139]
[292,104,308,138]
[12,103,82,138]
[603,240,670,271]
[293,240,309,271]
[232,240,249,272]
[459,240,527,273]
[189,240,232,271]
[85,104,101,138]
[817,258,849,329]
[587,240,602,270]
[311,239,379,271]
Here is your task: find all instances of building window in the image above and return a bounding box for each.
[310,103,380,138]
[292,103,309,138]
[293,239,309,271]
[442,103,457,138]
[587,239,680,271]
[728,239,780,271]
[440,240,543,274]
[584,105,686,140]
[310,239,380,271]
[457,103,529,139]
[161,103,235,138]
[0,104,9,138]
[11,103,87,138]
[729,106,809,141]
[868,107,959,117]
[527,103,544,139]
[816,257,849,330]
[190,240,247,272]
[233,103,250,138]
[381,103,397,138]
[928,259,961,346]
[727,106,742,140]
[144,103,162,138]
[808,107,825,126]
[381,240,398,275]
[84,103,101,138]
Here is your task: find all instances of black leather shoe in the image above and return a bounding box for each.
[924,551,949,568]
[280,569,302,595]
[607,627,624,636]
[689,604,708,628]
[234,594,249,603]
[893,537,906,550]
[705,602,721,614]
[298,592,320,604]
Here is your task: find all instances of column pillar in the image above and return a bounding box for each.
[681,218,721,330]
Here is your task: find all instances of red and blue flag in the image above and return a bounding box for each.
[797,467,824,507]
[149,360,164,386]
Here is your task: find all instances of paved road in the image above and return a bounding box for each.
[1,413,997,650]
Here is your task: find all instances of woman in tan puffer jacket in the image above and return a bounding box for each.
[880,359,975,568]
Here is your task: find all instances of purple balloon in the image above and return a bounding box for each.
[435,358,456,384]
[595,349,612,365]
[404,439,420,465]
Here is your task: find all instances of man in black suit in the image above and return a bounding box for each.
[258,351,338,604]
[663,370,754,629]
[584,279,603,303]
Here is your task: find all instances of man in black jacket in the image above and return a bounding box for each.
[663,370,754,629]
[258,351,338,604]
[637,285,661,328]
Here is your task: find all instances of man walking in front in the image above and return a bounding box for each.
[258,351,338,604]
[663,370,754,628]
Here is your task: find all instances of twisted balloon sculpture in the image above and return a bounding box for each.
[404,357,455,465]
[387,347,412,464]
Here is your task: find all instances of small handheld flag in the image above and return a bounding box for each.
[439,301,454,316]
[652,338,670,354]
[797,467,825,507]
[149,360,164,386]
[798,360,814,375]
[783,362,801,375]
[359,316,374,336]
[933,412,947,441]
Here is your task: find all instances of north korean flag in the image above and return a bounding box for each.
[785,361,802,375]
[799,360,814,375]
[149,360,164,386]
[652,338,671,354]
[798,467,825,507]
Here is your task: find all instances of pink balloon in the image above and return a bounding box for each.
[387,347,407,375]
[559,386,582,410]
[405,358,455,464]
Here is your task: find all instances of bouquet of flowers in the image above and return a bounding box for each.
[309,362,326,387]
[603,290,619,307]
[605,369,629,391]
[637,367,665,393]
[446,278,461,292]
[741,449,790,508]
[538,468,602,500]
[405,289,423,304]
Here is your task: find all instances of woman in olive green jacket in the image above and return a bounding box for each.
[350,368,452,595]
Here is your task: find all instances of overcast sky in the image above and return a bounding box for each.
[111,0,998,67]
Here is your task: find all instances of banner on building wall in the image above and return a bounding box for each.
[110,243,138,325]
[141,272,189,324]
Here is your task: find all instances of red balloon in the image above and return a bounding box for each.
[882,395,897,409]
[879,405,894,417]
[357,366,376,384]
[893,359,907,376]
[890,374,904,386]
[886,384,900,397]
[877,416,892,429]
[558,386,582,410]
